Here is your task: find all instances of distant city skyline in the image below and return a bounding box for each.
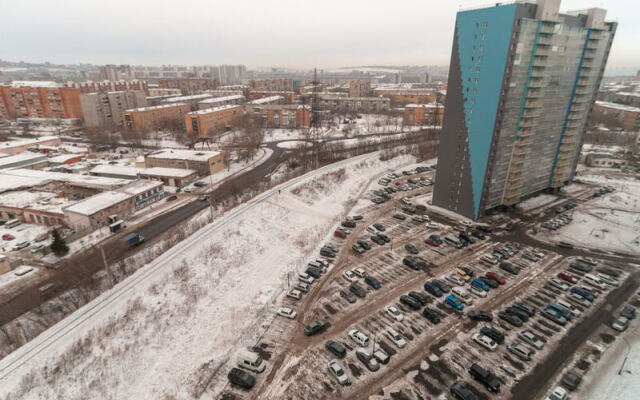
[1,0,638,69]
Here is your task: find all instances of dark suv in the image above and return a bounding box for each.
[480,326,504,344]
[325,339,347,358]
[450,381,477,400]
[400,295,421,310]
[304,320,328,336]
[422,307,441,324]
[408,291,429,306]
[228,367,255,389]
[469,363,500,393]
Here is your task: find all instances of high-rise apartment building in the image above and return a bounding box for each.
[0,82,83,120]
[433,0,616,220]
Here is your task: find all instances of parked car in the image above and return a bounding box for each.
[425,238,440,247]
[422,307,441,324]
[400,295,421,310]
[340,290,356,304]
[469,285,487,297]
[547,303,573,321]
[507,342,533,361]
[328,360,350,385]
[469,363,500,393]
[287,289,302,300]
[481,254,498,265]
[355,349,379,372]
[612,316,629,331]
[505,306,529,322]
[432,279,450,293]
[480,326,504,344]
[450,382,478,400]
[453,267,471,281]
[512,302,536,317]
[385,327,407,348]
[299,272,315,285]
[277,307,297,319]
[546,386,568,400]
[408,291,429,306]
[405,244,419,254]
[357,240,371,250]
[349,283,367,298]
[472,333,497,351]
[304,320,329,336]
[342,220,356,228]
[353,267,367,278]
[325,340,347,359]
[485,272,506,285]
[569,261,593,273]
[467,310,492,321]
[570,287,595,302]
[227,367,255,389]
[498,311,523,327]
[372,348,390,365]
[446,274,466,286]
[343,270,357,282]
[561,371,582,391]
[556,241,574,249]
[348,329,369,347]
[518,330,544,350]
[12,241,30,251]
[566,292,591,308]
[541,307,567,326]
[424,282,443,297]
[385,305,404,321]
[557,272,578,284]
[445,295,464,311]
[548,278,570,291]
[621,305,636,320]
[373,223,385,231]
[30,244,45,253]
[364,276,381,289]
[499,262,519,275]
[371,235,385,245]
[471,278,490,292]
[334,229,347,239]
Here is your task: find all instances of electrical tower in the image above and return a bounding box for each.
[309,68,322,169]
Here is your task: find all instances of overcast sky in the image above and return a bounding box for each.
[0,0,637,70]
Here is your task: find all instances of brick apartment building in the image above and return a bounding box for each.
[249,91,295,103]
[249,79,297,92]
[198,95,245,110]
[65,80,148,94]
[0,83,83,120]
[246,104,310,129]
[161,94,215,111]
[158,78,218,94]
[403,103,444,126]
[318,95,390,113]
[122,103,190,133]
[148,88,182,97]
[184,105,243,136]
[349,81,372,97]
[372,88,436,107]
[593,101,640,131]
[80,90,147,127]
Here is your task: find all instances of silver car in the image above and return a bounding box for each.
[518,330,544,350]
[328,360,350,385]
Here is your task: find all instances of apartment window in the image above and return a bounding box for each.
[483,22,487,29]
[478,56,482,62]
[481,34,486,40]
[480,45,484,51]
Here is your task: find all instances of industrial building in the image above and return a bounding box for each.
[593,101,640,131]
[433,0,616,220]
[144,148,225,176]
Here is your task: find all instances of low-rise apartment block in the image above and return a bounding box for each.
[247,96,284,106]
[148,88,182,97]
[249,91,295,103]
[198,95,245,110]
[144,148,225,176]
[185,105,243,136]
[349,81,372,97]
[373,88,436,107]
[122,103,190,133]
[403,103,444,126]
[161,94,214,111]
[249,79,296,92]
[158,78,218,94]
[246,105,310,129]
[65,80,148,94]
[0,82,83,120]
[319,95,390,113]
[593,101,640,131]
[80,90,147,127]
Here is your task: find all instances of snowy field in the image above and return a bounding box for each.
[0,152,413,399]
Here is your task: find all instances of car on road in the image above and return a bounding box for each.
[612,316,629,331]
[472,333,497,351]
[561,371,582,391]
[546,386,568,400]
[385,327,407,348]
[548,278,570,291]
[518,330,544,350]
[485,272,506,285]
[541,307,567,326]
[499,262,519,275]
[340,290,356,304]
[400,295,422,310]
[557,272,578,284]
[287,289,302,300]
[342,270,358,283]
[199,194,209,201]
[405,244,419,254]
[349,283,366,298]
[467,310,492,322]
[446,274,466,286]
[348,329,369,347]
[328,360,349,385]
[325,340,347,358]
[304,320,329,336]
[498,311,523,327]
[450,381,478,400]
[469,363,500,393]
[165,195,178,202]
[277,307,297,319]
[424,282,443,297]
[228,367,255,389]
[445,295,464,310]
[356,349,380,371]
[385,305,404,321]
[507,342,533,361]
[364,276,381,289]
[471,278,490,292]
[12,241,30,251]
[422,307,441,324]
[556,241,574,249]
[426,222,439,229]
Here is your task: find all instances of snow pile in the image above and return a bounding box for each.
[0,153,413,400]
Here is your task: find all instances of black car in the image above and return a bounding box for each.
[505,306,529,322]
[480,326,505,344]
[467,310,493,322]
[306,266,322,279]
[556,241,574,249]
[166,195,178,201]
[405,244,419,254]
[422,307,441,324]
[432,279,451,293]
[393,213,406,221]
[450,381,477,400]
[621,305,636,320]
[494,248,511,260]
[499,262,520,275]
[340,290,356,304]
[320,248,335,258]
[403,256,420,271]
[598,266,620,277]
[371,235,385,245]
[562,371,582,391]
[415,204,427,212]
[400,295,421,310]
[349,283,367,298]
[458,266,474,277]
[408,291,429,306]
[498,311,523,327]
[228,367,256,389]
[351,215,363,221]
[569,262,593,273]
[357,240,371,250]
[378,233,390,243]
[513,302,536,317]
[459,232,475,244]
[304,320,329,336]
[476,225,493,233]
[402,206,416,214]
[478,276,499,289]
[342,220,356,228]
[325,339,347,358]
[373,223,385,231]
[471,230,486,240]
[364,276,381,289]
[469,363,500,393]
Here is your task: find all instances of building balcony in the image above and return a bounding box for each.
[516,138,534,147]
[503,192,521,206]
[520,120,536,128]
[589,30,607,40]
[535,48,554,56]
[537,36,552,45]
[524,100,541,108]
[539,24,555,34]
[530,68,546,77]
[526,87,544,95]
[574,87,590,95]
[522,109,541,118]
[518,128,534,138]
[567,111,582,120]
[510,161,526,172]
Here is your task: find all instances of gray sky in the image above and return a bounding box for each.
[0,0,637,69]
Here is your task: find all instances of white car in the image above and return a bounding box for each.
[286,289,302,300]
[481,254,498,265]
[277,307,297,319]
[295,282,309,293]
[530,249,545,259]
[469,285,487,298]
[459,220,473,228]
[452,287,473,305]
[402,198,412,205]
[612,316,629,332]
[446,274,466,286]
[366,225,377,234]
[299,273,315,285]
[348,329,369,347]
[328,360,350,385]
[546,386,568,400]
[30,244,45,253]
[343,270,358,282]
[472,333,497,351]
[577,256,596,266]
[548,278,569,291]
[353,267,367,278]
[518,330,544,350]
[12,241,30,251]
[557,299,581,317]
[426,222,438,229]
[567,292,591,307]
[385,328,406,348]
[385,305,404,322]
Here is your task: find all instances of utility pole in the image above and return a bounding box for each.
[100,245,114,288]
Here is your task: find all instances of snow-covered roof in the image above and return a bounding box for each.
[161,94,213,103]
[188,105,242,115]
[89,165,141,178]
[146,149,221,162]
[123,103,188,113]
[90,164,196,178]
[64,191,132,216]
[138,167,197,178]
[119,180,163,196]
[247,96,284,105]
[0,136,61,152]
[199,95,245,104]
[11,81,60,88]
[405,103,442,109]
[1,169,129,190]
[595,101,640,113]
[47,154,82,164]
[0,152,48,169]
[0,190,71,213]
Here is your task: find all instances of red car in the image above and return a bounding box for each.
[2,234,15,241]
[557,272,578,284]
[395,181,402,186]
[425,239,440,247]
[485,272,506,285]
[334,229,347,239]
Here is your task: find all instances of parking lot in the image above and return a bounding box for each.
[216,164,639,400]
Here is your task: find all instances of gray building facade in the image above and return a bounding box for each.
[80,90,147,127]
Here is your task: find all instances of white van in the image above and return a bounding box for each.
[452,287,473,305]
[444,235,463,249]
[237,350,266,373]
[584,274,607,290]
[4,219,21,228]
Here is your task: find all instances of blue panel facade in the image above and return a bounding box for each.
[456,4,516,218]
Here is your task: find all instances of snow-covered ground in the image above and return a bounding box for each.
[0,152,413,399]
[517,194,559,212]
[0,223,48,252]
